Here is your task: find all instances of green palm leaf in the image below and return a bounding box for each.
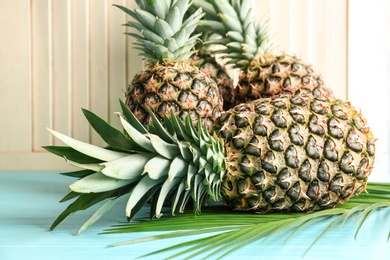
[102,182,390,259]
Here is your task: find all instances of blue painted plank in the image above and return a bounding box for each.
[0,172,389,260]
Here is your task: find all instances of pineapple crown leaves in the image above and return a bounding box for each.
[192,0,273,68]
[44,99,227,229]
[114,0,205,63]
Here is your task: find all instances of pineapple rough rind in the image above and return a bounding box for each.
[216,87,375,212]
[126,61,223,129]
[47,87,375,225]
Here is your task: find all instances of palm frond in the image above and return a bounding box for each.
[103,182,390,259]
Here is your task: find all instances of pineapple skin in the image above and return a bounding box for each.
[126,61,223,129]
[215,87,375,212]
[235,53,334,105]
[191,50,235,111]
[46,87,376,224]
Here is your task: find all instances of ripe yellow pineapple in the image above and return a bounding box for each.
[45,85,375,227]
[44,0,376,230]
[116,1,223,129]
[217,89,375,211]
[192,0,333,107]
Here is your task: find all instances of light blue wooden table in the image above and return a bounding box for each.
[1,171,389,260]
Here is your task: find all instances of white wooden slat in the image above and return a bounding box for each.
[2,1,386,174]
[89,1,109,146]
[290,0,309,59]
[327,0,347,100]
[32,0,52,151]
[70,0,90,143]
[307,0,328,82]
[0,0,32,152]
[125,0,145,86]
[348,0,389,174]
[269,0,291,52]
[52,0,72,145]
[108,0,128,129]
[1,152,74,171]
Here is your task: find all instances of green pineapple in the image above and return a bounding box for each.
[45,87,375,227]
[192,0,333,108]
[116,0,223,129]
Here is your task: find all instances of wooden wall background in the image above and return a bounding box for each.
[0,0,388,174]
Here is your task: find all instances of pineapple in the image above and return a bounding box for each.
[192,0,333,107]
[44,0,376,229]
[46,87,375,227]
[187,6,235,111]
[217,89,375,211]
[116,1,223,129]
[191,49,235,111]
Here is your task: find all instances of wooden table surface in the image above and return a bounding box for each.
[1,171,389,260]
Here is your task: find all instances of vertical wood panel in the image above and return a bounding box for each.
[269,0,291,51]
[125,0,144,87]
[327,0,347,100]
[52,0,71,145]
[108,0,127,129]
[308,0,328,79]
[290,0,309,58]
[89,1,108,146]
[0,0,32,152]
[3,0,385,173]
[348,0,389,172]
[71,0,90,143]
[32,0,52,151]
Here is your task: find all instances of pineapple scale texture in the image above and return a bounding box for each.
[215,87,375,212]
[236,53,333,104]
[191,50,234,111]
[126,61,223,129]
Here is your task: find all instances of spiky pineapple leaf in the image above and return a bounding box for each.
[146,107,176,144]
[82,108,145,153]
[75,197,122,236]
[103,182,390,259]
[60,169,95,178]
[119,99,148,135]
[43,146,102,164]
[46,128,127,162]
[127,184,163,221]
[50,183,135,231]
[60,191,81,203]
